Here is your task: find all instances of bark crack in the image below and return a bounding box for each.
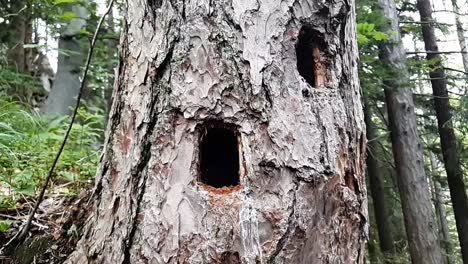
[267,180,299,263]
[121,41,176,263]
[121,118,155,264]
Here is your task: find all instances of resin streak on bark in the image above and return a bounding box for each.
[67,0,366,263]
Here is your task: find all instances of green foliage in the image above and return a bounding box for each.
[357,23,390,45]
[356,0,391,100]
[0,220,12,233]
[0,95,104,212]
[0,66,45,103]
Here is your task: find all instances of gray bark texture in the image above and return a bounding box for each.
[416,0,468,262]
[42,5,88,116]
[377,0,445,262]
[67,0,367,263]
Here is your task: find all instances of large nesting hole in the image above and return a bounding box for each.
[296,25,327,88]
[199,122,240,188]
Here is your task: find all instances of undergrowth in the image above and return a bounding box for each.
[0,94,104,231]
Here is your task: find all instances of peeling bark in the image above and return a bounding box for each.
[67,0,366,263]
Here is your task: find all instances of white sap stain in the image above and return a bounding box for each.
[240,198,263,263]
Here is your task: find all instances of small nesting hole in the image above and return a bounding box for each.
[296,25,327,88]
[199,122,240,188]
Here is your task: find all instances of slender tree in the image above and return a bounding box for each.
[105,2,117,117]
[429,153,454,264]
[377,0,444,262]
[450,0,468,74]
[364,103,395,260]
[416,0,468,261]
[7,0,32,72]
[66,0,367,262]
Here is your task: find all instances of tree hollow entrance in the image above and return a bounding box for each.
[199,122,240,188]
[296,25,327,88]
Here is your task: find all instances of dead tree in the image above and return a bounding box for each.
[67,0,367,263]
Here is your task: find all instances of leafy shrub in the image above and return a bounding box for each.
[0,95,104,211]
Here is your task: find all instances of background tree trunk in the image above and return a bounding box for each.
[450,0,468,74]
[429,153,453,264]
[7,0,32,73]
[416,0,468,261]
[42,4,88,116]
[67,0,367,263]
[378,0,444,262]
[105,2,117,121]
[364,104,395,260]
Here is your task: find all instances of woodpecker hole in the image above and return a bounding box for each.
[296,26,327,88]
[199,121,240,188]
[148,0,163,9]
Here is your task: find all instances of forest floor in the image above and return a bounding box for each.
[0,187,92,263]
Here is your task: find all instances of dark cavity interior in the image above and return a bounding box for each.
[200,123,240,188]
[296,25,324,87]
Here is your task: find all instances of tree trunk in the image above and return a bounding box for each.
[66,0,367,263]
[7,0,31,72]
[364,104,395,259]
[42,4,88,116]
[105,2,117,121]
[378,0,444,262]
[429,153,453,264]
[416,0,468,262]
[450,0,468,73]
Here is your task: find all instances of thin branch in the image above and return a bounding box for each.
[409,77,468,81]
[399,21,454,27]
[367,133,389,143]
[448,90,467,96]
[4,6,27,17]
[413,92,461,99]
[3,0,116,248]
[444,67,468,75]
[433,9,468,16]
[406,50,468,55]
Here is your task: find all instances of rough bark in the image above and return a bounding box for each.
[42,4,88,116]
[429,153,453,264]
[416,0,468,262]
[67,0,367,263]
[364,104,395,258]
[377,0,444,262]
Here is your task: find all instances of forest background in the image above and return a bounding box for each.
[0,0,466,263]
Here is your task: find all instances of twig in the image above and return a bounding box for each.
[444,67,468,75]
[0,214,23,220]
[3,0,115,248]
[433,9,468,16]
[406,50,468,54]
[399,21,454,27]
[4,6,27,17]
